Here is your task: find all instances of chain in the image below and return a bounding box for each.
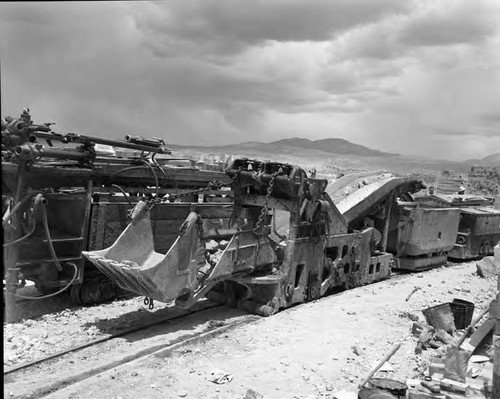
[144,168,242,211]
[253,171,279,235]
[197,215,212,264]
[143,297,154,310]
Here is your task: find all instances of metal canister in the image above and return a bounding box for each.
[366,378,408,398]
[358,388,399,399]
[493,336,500,399]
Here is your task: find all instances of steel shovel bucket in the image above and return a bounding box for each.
[82,201,207,304]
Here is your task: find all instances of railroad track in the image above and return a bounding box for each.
[4,300,258,399]
[3,270,421,398]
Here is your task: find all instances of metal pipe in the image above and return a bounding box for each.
[14,144,89,161]
[32,131,172,154]
[125,135,165,148]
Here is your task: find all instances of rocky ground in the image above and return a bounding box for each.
[3,293,173,368]
[3,260,498,399]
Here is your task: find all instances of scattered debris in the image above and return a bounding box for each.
[434,330,453,345]
[208,320,225,329]
[206,370,233,384]
[399,311,420,322]
[414,324,435,354]
[469,355,490,363]
[205,239,220,253]
[404,296,497,399]
[242,388,264,399]
[406,286,421,302]
[422,303,455,335]
[351,345,361,356]
[366,378,408,397]
[359,343,401,388]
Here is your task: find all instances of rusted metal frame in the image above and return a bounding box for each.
[94,202,108,250]
[75,180,94,285]
[4,161,26,294]
[380,195,394,252]
[238,194,296,213]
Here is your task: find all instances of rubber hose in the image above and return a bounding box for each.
[140,160,159,198]
[12,262,79,300]
[41,199,62,272]
[111,184,134,209]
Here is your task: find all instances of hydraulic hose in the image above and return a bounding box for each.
[140,159,159,198]
[41,200,62,272]
[151,153,169,184]
[110,162,160,197]
[12,262,79,300]
[111,184,134,209]
[3,194,45,247]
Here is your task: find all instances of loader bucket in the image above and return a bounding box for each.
[82,201,207,304]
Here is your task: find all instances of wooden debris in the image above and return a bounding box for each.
[406,286,421,302]
[440,378,468,394]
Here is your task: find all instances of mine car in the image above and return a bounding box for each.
[386,202,461,270]
[2,109,232,303]
[413,193,500,260]
[325,173,459,271]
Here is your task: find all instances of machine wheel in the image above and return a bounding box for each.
[80,284,102,304]
[70,284,82,304]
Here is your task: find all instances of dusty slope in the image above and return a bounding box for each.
[17,261,495,399]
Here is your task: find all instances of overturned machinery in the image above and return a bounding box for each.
[84,158,393,316]
[327,173,461,271]
[2,109,232,303]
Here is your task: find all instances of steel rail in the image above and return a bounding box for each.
[4,301,221,376]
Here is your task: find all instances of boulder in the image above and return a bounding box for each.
[476,256,498,278]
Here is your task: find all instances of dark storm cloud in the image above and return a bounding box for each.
[399,1,498,48]
[479,113,500,125]
[1,1,499,158]
[133,0,409,56]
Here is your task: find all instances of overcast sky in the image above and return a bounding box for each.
[1,0,499,160]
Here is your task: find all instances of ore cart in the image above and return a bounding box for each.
[413,194,500,260]
[2,109,232,304]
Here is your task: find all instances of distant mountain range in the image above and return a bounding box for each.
[173,137,392,158]
[464,152,500,167]
[267,138,392,157]
[170,137,498,174]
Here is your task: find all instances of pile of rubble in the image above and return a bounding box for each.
[334,256,500,399]
[405,295,498,398]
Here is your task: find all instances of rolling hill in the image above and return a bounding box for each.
[464,152,500,167]
[169,136,469,175]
